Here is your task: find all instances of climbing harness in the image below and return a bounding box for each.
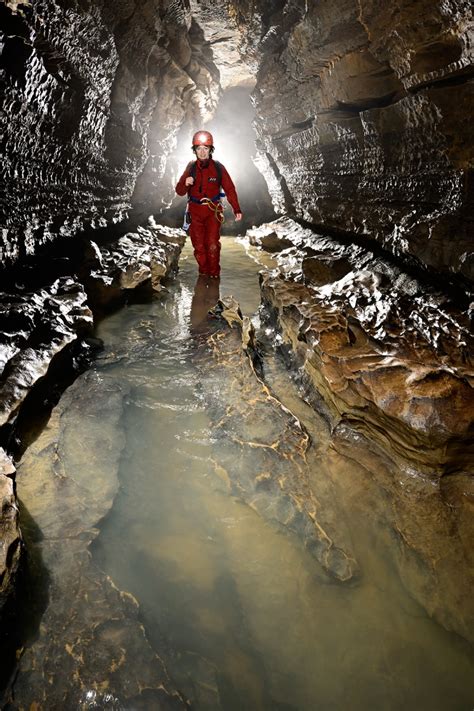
[193,195,225,223]
[183,160,226,230]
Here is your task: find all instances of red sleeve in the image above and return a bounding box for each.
[220,164,242,214]
[175,162,193,196]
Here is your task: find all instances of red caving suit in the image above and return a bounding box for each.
[175,158,241,277]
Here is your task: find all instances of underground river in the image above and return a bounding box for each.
[13,237,474,710]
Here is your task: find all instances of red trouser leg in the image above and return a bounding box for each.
[205,211,221,277]
[189,206,222,276]
[189,207,208,275]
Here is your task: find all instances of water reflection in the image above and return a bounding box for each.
[190,275,220,335]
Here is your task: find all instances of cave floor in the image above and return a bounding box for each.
[11,238,474,711]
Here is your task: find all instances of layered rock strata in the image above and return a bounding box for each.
[0,0,219,265]
[246,216,474,641]
[249,218,473,473]
[227,0,474,283]
[4,0,470,285]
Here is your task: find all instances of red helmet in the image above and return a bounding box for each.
[192,130,213,147]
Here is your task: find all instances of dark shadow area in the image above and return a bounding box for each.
[0,503,50,702]
[0,336,103,461]
[295,216,474,305]
[162,86,276,234]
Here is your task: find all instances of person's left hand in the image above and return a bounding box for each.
[235,212,242,221]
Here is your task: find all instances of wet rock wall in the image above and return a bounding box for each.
[0,0,219,266]
[229,0,474,283]
[247,216,474,642]
[2,0,471,284]
[249,217,473,474]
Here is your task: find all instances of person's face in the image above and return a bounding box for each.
[196,145,211,160]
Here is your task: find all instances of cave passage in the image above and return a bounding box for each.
[13,238,474,710]
[164,86,276,233]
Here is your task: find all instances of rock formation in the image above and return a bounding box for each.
[238,0,474,283]
[0,450,21,614]
[2,0,471,282]
[0,0,220,266]
[246,216,474,643]
[0,0,472,697]
[0,224,184,628]
[202,296,358,583]
[4,369,188,708]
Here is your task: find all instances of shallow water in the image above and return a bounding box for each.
[87,238,474,710]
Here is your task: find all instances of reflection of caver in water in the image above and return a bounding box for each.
[175,130,242,278]
[190,274,220,334]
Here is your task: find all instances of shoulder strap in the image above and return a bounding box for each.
[187,160,197,179]
[214,160,222,186]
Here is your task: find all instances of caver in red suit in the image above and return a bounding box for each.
[175,131,242,278]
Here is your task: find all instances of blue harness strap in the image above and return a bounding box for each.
[188,192,225,204]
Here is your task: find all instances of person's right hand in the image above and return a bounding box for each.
[185,177,194,186]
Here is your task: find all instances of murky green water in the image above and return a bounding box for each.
[90,238,474,710]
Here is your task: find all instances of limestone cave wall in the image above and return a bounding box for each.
[1,0,472,285]
[0,0,220,265]
[235,0,473,283]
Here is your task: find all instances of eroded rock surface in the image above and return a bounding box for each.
[197,296,358,583]
[2,0,471,284]
[0,449,21,611]
[5,370,188,709]
[0,0,219,264]
[83,223,185,311]
[0,278,93,427]
[232,0,474,282]
[0,225,184,630]
[246,217,474,642]
[249,217,473,472]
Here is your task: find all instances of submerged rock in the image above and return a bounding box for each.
[5,370,188,709]
[201,296,358,583]
[0,224,185,656]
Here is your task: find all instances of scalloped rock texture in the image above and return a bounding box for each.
[231,0,473,283]
[0,0,220,265]
[1,0,472,282]
[247,216,474,642]
[0,0,473,674]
